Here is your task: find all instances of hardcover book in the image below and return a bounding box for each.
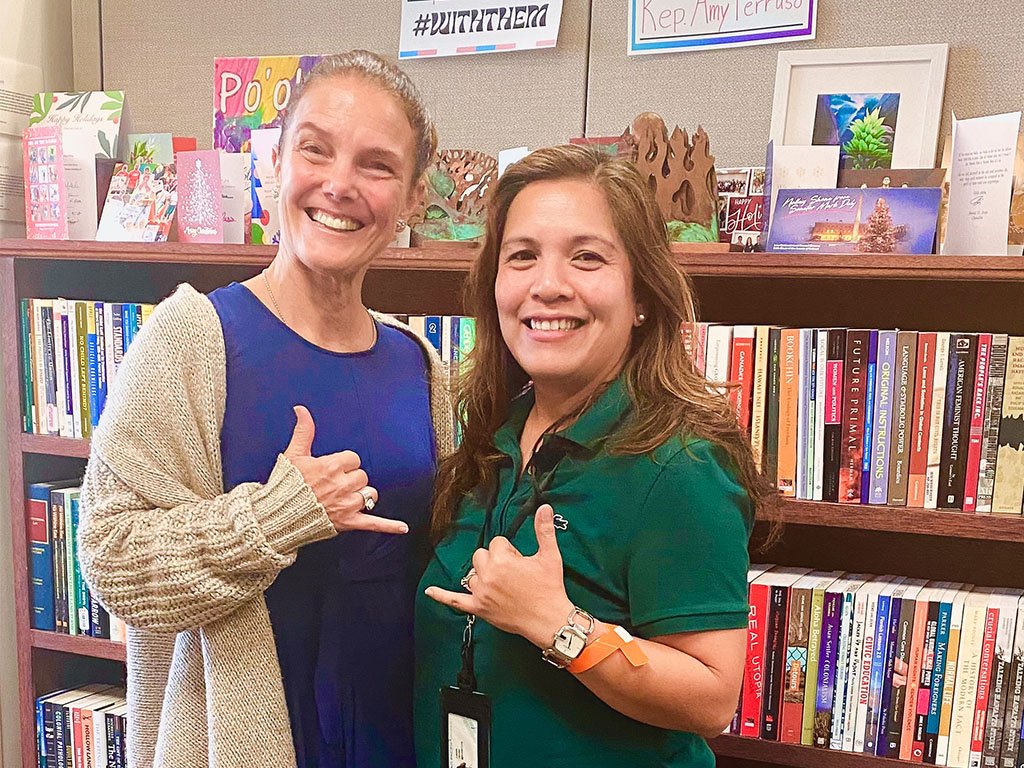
[977,335,1010,513]
[840,331,871,503]
[938,334,978,509]
[888,331,919,505]
[870,331,897,504]
[992,337,1024,514]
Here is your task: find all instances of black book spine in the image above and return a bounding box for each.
[938,334,977,509]
[823,329,847,502]
[761,583,790,740]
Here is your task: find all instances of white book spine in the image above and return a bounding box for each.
[938,590,973,765]
[68,302,83,439]
[843,585,870,750]
[925,332,951,509]
[52,299,70,437]
[949,596,988,767]
[855,585,881,753]
[705,325,733,396]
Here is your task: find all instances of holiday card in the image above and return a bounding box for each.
[249,127,280,245]
[177,150,224,243]
[22,125,69,239]
[96,161,177,242]
[220,151,251,244]
[765,187,941,255]
[126,133,175,165]
[29,91,128,239]
[214,56,322,152]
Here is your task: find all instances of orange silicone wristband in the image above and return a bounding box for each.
[568,625,649,674]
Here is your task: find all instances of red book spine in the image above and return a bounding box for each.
[970,607,999,757]
[742,584,772,737]
[73,706,85,768]
[962,334,991,512]
[731,331,755,432]
[907,333,937,508]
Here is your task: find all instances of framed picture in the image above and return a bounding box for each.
[770,44,949,169]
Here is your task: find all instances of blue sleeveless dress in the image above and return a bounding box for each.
[208,282,437,768]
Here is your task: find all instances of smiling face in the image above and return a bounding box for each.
[274,75,420,277]
[495,178,641,402]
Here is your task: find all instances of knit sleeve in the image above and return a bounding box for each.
[77,284,336,632]
[78,452,335,632]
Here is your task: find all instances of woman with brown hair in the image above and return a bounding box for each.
[79,52,450,768]
[416,144,773,766]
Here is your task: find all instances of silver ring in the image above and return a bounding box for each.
[460,568,477,591]
[358,487,375,511]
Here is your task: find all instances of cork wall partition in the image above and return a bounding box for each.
[586,0,1024,166]
[93,0,592,156]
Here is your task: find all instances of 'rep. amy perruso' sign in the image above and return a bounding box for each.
[400,0,563,59]
[629,0,816,54]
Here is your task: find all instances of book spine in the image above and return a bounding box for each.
[741,584,771,737]
[70,494,90,636]
[866,591,893,753]
[86,302,100,431]
[917,598,942,762]
[19,298,34,432]
[978,335,1010,513]
[832,587,857,750]
[59,490,77,636]
[65,307,81,440]
[841,331,870,504]
[59,304,75,438]
[94,302,107,422]
[750,326,770,470]
[870,330,897,505]
[761,583,790,740]
[764,327,783,481]
[782,586,812,743]
[111,304,124,373]
[51,301,68,437]
[814,329,828,500]
[971,607,1000,767]
[939,334,978,510]
[861,331,879,504]
[925,333,952,509]
[893,593,922,758]
[90,592,110,640]
[803,587,827,745]
[824,329,847,502]
[855,588,880,753]
[904,594,932,761]
[27,484,56,631]
[730,326,755,433]
[72,705,84,768]
[31,300,46,435]
[36,695,46,768]
[75,302,92,439]
[949,600,985,767]
[103,302,115,406]
[797,329,814,499]
[999,600,1024,768]
[41,304,58,435]
[910,333,938,507]
[963,334,992,512]
[815,591,843,746]
[984,598,1015,768]
[931,597,959,763]
[778,328,800,497]
[50,489,66,634]
[890,331,919,505]
[843,586,869,751]
[878,594,904,755]
[993,338,1024,514]
[52,702,66,768]
[105,711,117,768]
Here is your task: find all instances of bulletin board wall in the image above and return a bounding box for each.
[86,0,1024,164]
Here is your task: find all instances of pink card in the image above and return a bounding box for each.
[23,125,69,239]
[176,150,224,243]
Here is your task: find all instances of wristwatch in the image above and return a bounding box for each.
[542,607,596,668]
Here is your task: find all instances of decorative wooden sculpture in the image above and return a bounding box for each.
[624,112,719,242]
[410,149,497,241]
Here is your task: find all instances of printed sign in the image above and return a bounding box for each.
[629,0,816,54]
[400,0,563,59]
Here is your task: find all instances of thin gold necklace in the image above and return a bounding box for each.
[261,269,378,348]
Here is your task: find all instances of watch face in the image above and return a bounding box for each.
[555,627,587,658]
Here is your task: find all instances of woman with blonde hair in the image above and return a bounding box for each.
[79,51,450,768]
[416,144,773,766]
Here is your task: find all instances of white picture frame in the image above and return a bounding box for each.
[770,43,949,169]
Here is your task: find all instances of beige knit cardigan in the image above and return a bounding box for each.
[78,283,454,768]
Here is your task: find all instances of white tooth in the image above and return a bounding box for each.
[558,320,567,331]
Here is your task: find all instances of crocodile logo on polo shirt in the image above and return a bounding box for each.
[552,514,568,531]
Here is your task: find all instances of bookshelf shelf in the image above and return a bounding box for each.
[4,239,1023,768]
[710,735,908,767]
[21,433,91,458]
[29,630,126,662]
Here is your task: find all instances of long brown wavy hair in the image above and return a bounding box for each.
[431,144,776,540]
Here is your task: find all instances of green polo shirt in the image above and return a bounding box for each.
[414,376,753,767]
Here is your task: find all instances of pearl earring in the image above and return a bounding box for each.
[636,313,646,325]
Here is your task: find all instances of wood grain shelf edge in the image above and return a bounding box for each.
[29,630,126,662]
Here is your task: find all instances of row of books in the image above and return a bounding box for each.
[732,566,1024,768]
[36,684,128,768]
[20,298,154,437]
[684,324,1024,514]
[28,480,126,641]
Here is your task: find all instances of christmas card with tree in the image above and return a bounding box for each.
[177,150,224,243]
[95,161,177,242]
[764,187,941,254]
[22,125,69,239]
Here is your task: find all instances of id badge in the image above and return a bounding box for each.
[440,686,491,768]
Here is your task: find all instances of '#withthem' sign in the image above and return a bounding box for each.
[400,0,564,59]
[629,0,816,54]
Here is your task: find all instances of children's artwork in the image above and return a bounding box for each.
[812,93,901,170]
[126,133,174,165]
[220,151,251,244]
[177,150,224,243]
[22,125,68,239]
[96,161,177,242]
[410,150,497,242]
[214,56,322,152]
[29,91,127,239]
[765,187,941,255]
[249,127,281,244]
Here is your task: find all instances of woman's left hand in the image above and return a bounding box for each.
[425,504,576,648]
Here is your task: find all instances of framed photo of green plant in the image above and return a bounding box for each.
[769,44,949,170]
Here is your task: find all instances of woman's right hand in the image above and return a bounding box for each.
[283,405,408,535]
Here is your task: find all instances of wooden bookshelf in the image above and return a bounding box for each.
[4,238,1023,768]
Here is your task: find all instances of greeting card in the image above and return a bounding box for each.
[96,161,177,242]
[766,145,841,231]
[249,127,281,244]
[220,151,251,244]
[765,187,940,255]
[176,150,224,243]
[22,125,68,239]
[126,133,175,164]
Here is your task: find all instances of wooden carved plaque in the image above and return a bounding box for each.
[410,149,497,241]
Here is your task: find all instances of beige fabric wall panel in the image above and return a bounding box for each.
[100,0,590,156]
[586,0,1024,167]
